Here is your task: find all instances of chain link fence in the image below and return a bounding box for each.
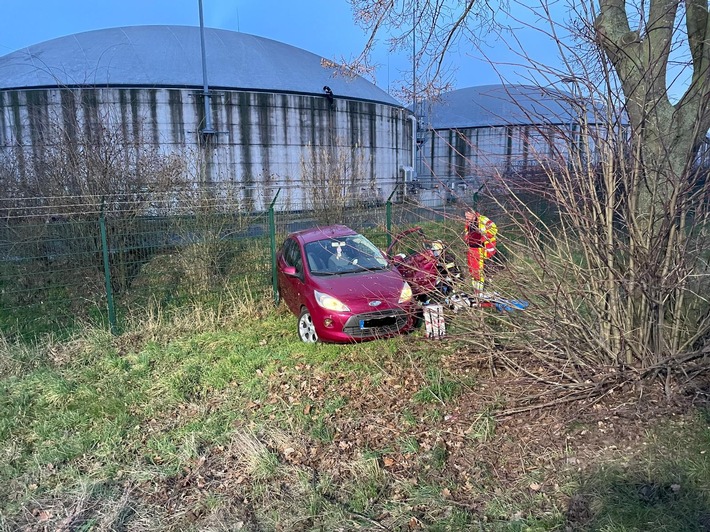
[1,181,485,341]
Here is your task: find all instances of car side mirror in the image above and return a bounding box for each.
[283,266,298,277]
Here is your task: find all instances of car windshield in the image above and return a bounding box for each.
[305,235,389,275]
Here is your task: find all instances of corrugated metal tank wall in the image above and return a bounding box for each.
[0,87,411,210]
[419,125,573,185]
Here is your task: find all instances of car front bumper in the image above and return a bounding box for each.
[317,307,413,342]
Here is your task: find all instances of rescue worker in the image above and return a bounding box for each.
[464,210,497,296]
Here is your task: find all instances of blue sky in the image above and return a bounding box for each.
[0,0,566,96]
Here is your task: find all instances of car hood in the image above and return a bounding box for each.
[309,268,407,308]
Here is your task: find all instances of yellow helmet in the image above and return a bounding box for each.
[431,240,444,255]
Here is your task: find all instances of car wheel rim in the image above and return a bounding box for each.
[299,312,318,343]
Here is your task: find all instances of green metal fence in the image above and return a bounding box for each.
[0,183,483,341]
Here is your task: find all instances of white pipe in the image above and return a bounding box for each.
[409,114,417,169]
[198,0,213,134]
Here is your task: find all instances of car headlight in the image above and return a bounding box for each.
[315,290,350,312]
[399,282,413,303]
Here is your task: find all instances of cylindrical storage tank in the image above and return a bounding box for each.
[416,84,594,190]
[0,26,412,210]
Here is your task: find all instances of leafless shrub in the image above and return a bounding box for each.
[299,138,374,225]
[0,100,197,297]
[442,87,710,387]
[353,0,710,396]
[0,105,188,219]
[163,184,256,292]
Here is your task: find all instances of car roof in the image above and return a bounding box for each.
[289,224,357,245]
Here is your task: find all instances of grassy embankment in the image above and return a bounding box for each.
[1,293,709,531]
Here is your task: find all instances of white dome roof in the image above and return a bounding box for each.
[421,84,592,128]
[0,25,400,105]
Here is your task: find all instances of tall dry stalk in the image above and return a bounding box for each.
[299,138,372,224]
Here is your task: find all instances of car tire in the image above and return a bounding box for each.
[298,307,319,343]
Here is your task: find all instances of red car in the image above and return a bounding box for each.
[276,225,415,343]
[385,226,442,301]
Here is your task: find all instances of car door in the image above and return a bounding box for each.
[277,237,306,314]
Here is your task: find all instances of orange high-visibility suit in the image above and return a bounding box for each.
[464,211,497,294]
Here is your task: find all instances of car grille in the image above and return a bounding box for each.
[342,308,409,338]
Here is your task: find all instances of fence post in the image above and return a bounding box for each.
[385,185,399,248]
[269,188,282,305]
[99,203,118,334]
[472,183,484,211]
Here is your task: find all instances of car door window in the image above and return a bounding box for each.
[292,247,303,275]
[282,239,292,265]
[283,238,303,275]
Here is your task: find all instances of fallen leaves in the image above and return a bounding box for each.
[34,509,52,523]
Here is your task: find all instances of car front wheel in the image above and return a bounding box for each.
[298,308,319,343]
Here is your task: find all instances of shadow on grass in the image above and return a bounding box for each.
[569,473,710,531]
[566,408,710,531]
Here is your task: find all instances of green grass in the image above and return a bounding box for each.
[413,368,462,404]
[1,298,709,531]
[0,307,403,476]
[570,412,710,531]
